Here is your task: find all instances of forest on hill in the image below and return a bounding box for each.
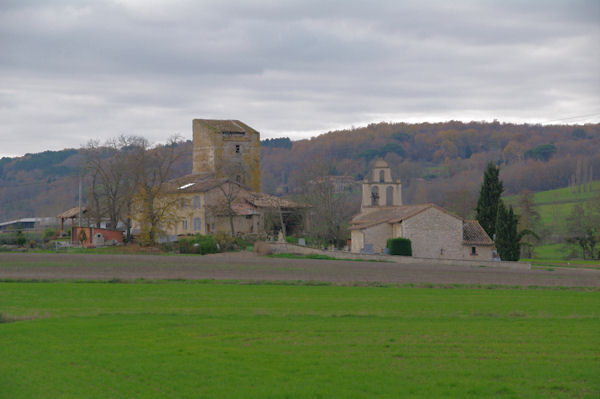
[0,121,599,225]
[261,121,600,216]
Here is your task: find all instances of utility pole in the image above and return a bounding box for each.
[78,172,82,227]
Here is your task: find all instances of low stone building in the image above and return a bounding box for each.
[350,160,494,260]
[161,174,306,238]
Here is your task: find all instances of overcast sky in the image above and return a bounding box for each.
[1,0,599,157]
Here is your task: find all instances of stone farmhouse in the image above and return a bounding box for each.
[157,119,305,238]
[350,160,495,260]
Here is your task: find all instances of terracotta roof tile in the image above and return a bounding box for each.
[350,204,432,230]
[463,220,494,245]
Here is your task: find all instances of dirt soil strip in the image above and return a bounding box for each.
[0,252,599,287]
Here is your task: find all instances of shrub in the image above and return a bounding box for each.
[43,228,56,243]
[386,238,412,256]
[178,234,218,255]
[285,236,298,244]
[16,230,26,247]
[214,231,236,252]
[254,241,272,256]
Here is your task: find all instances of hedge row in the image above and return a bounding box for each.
[386,238,412,256]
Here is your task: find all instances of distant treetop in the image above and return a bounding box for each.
[261,137,293,149]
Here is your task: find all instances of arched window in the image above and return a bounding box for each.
[371,186,379,206]
[379,170,385,183]
[386,186,393,205]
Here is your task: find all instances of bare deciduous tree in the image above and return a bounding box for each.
[83,135,144,238]
[130,136,184,245]
[292,161,360,248]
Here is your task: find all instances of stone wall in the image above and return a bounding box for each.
[402,207,465,259]
[192,119,261,192]
[362,222,393,253]
[267,242,530,270]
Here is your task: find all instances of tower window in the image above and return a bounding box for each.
[379,170,385,183]
[386,186,393,205]
[371,186,379,206]
[235,144,240,153]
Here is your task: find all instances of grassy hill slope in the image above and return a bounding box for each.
[506,181,600,260]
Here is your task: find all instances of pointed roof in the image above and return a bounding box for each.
[463,220,494,245]
[350,203,434,230]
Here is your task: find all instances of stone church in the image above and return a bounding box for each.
[350,160,494,260]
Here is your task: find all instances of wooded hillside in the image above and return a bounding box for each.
[1,121,598,222]
[262,121,600,218]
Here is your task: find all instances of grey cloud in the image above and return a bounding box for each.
[0,0,598,156]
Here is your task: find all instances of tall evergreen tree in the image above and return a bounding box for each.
[476,162,504,238]
[495,200,520,261]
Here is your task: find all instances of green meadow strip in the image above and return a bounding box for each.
[1,282,598,398]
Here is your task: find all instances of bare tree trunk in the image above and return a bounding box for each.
[278,205,286,239]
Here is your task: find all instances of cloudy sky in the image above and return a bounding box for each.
[1,0,599,157]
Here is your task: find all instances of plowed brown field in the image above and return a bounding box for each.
[1,252,598,287]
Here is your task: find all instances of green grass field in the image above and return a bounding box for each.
[504,181,600,261]
[505,181,600,208]
[1,281,598,398]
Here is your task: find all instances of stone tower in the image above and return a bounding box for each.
[192,119,261,192]
[360,159,402,213]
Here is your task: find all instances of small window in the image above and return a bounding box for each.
[183,220,188,230]
[371,186,379,206]
[386,186,393,206]
[379,170,385,183]
[471,246,477,256]
[235,144,240,153]
[193,217,201,231]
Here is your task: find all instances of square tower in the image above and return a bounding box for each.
[192,119,261,192]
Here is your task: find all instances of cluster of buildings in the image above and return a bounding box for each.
[2,118,495,260]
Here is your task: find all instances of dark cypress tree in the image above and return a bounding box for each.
[476,162,504,238]
[495,200,520,261]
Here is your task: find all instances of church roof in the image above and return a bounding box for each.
[462,220,494,245]
[350,204,433,230]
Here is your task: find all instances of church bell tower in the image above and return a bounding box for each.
[360,159,402,213]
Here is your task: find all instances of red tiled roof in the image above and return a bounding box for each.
[463,220,494,245]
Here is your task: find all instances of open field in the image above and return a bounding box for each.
[1,281,599,398]
[503,181,600,261]
[1,251,599,287]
